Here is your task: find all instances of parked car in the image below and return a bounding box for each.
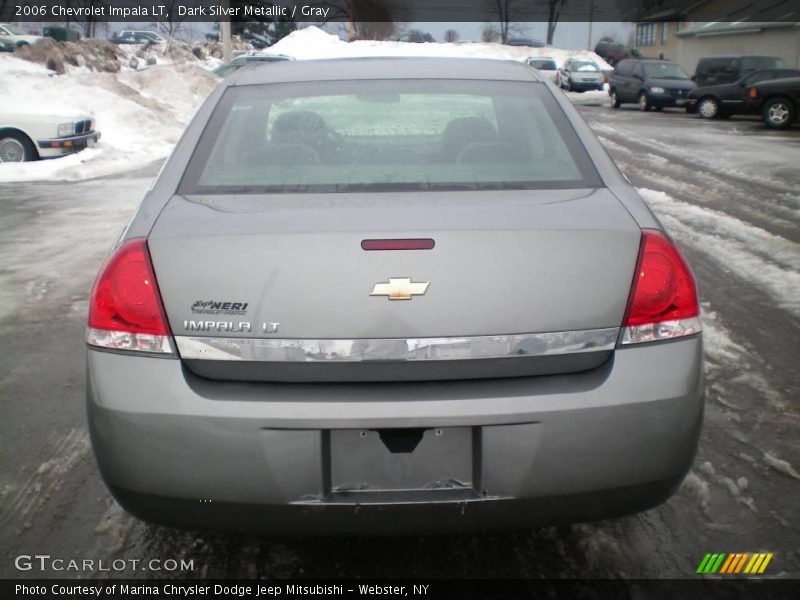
[746,77,800,129]
[43,26,81,42]
[609,59,696,111]
[0,23,41,48]
[557,58,605,92]
[594,41,640,66]
[86,57,703,535]
[0,112,100,162]
[110,30,165,45]
[525,57,558,83]
[396,30,435,43]
[212,53,294,78]
[692,55,786,87]
[507,38,545,48]
[688,68,800,119]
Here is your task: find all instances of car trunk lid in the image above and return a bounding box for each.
[148,188,640,382]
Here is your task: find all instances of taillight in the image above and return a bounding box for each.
[620,230,701,345]
[87,239,174,354]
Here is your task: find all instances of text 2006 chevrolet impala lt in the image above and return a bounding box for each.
[86,58,703,534]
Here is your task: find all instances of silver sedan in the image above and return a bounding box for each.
[86,57,703,534]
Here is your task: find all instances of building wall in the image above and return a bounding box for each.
[677,28,800,74]
[635,21,682,61]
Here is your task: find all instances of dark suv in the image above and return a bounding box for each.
[688,68,800,119]
[609,59,696,111]
[746,77,800,129]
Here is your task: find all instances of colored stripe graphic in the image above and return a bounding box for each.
[744,554,759,574]
[758,554,773,574]
[699,552,776,575]
[733,553,749,573]
[699,552,774,575]
[710,553,726,574]
[719,554,736,574]
[697,554,713,574]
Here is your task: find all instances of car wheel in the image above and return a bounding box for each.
[609,90,621,109]
[655,106,664,112]
[698,97,719,119]
[0,131,37,163]
[638,92,651,112]
[16,41,29,48]
[763,97,795,129]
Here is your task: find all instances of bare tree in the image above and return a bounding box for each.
[484,0,535,45]
[1,0,16,22]
[60,0,108,38]
[157,0,190,48]
[494,0,514,44]
[481,23,500,43]
[546,0,568,46]
[346,0,398,40]
[444,29,460,43]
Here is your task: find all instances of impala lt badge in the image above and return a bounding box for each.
[370,277,430,301]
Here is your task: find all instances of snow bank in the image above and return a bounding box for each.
[638,188,800,317]
[265,26,613,70]
[0,56,217,183]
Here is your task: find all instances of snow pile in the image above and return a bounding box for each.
[0,56,217,182]
[638,188,800,317]
[9,35,237,74]
[265,26,613,69]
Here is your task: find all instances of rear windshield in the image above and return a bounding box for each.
[572,60,600,72]
[528,59,557,70]
[741,56,786,71]
[180,79,601,194]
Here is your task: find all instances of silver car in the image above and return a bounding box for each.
[86,58,703,534]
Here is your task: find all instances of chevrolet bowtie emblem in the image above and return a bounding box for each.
[370,277,430,301]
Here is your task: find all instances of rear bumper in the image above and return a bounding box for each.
[86,335,704,534]
[648,93,690,108]
[569,81,605,91]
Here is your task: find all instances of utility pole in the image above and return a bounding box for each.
[222,0,232,64]
[587,0,595,50]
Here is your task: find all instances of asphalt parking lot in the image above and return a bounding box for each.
[1,103,798,579]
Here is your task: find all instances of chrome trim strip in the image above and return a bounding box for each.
[174,328,619,363]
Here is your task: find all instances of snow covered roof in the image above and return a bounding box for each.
[677,21,800,37]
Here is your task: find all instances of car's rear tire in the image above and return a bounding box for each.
[638,92,651,112]
[698,97,720,119]
[0,131,37,163]
[609,89,621,109]
[763,97,795,130]
[655,106,664,112]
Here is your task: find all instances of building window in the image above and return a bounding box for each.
[636,23,656,47]
[661,22,669,44]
